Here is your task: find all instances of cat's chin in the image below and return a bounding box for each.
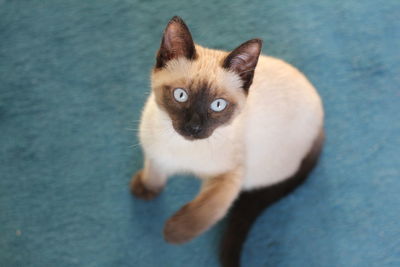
[181,134,210,141]
[174,128,212,141]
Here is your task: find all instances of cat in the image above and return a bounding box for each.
[131,16,324,267]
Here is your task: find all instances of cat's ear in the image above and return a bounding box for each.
[223,39,262,92]
[155,16,196,69]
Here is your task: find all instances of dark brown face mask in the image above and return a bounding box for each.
[159,82,236,141]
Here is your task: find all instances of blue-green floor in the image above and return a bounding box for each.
[1,1,399,266]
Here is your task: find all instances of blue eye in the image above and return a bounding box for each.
[210,99,227,112]
[173,88,188,102]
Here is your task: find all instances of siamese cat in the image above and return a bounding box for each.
[131,16,324,267]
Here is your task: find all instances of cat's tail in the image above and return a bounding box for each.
[219,129,324,267]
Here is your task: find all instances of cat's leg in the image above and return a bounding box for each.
[131,159,167,200]
[164,169,242,244]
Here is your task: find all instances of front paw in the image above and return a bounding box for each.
[130,170,161,200]
[164,205,200,244]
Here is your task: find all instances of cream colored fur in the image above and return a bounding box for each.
[139,45,323,189]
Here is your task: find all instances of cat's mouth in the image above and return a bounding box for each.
[177,128,212,141]
[172,124,212,141]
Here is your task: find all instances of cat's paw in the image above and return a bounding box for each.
[163,204,199,244]
[130,170,161,200]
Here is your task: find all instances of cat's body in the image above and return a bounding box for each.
[131,17,324,267]
[140,52,323,188]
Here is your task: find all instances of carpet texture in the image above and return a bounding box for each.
[1,1,399,266]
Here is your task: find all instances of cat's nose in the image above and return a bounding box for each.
[184,113,203,136]
[184,123,202,135]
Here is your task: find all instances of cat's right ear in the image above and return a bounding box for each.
[155,16,196,69]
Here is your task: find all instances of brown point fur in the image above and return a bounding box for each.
[220,129,325,267]
[164,170,241,244]
[130,170,162,200]
[153,79,238,140]
[155,16,197,69]
[151,44,248,140]
[222,39,263,92]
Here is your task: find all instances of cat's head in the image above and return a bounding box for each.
[151,16,262,140]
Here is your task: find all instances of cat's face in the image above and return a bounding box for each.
[155,82,238,140]
[152,59,244,140]
[151,17,262,141]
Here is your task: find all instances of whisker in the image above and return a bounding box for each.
[125,127,140,132]
[129,142,142,149]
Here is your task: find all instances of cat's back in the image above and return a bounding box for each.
[252,55,320,99]
[242,55,324,189]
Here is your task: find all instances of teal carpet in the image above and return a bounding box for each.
[1,1,399,266]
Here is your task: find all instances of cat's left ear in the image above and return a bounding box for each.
[155,16,196,69]
[223,39,262,92]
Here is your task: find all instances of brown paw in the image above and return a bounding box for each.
[130,170,161,200]
[163,205,199,244]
